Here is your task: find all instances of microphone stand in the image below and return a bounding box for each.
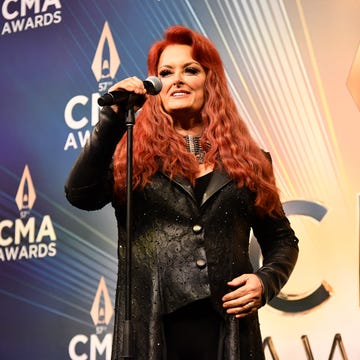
[121,94,137,359]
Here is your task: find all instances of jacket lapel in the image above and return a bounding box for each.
[162,169,232,207]
[201,169,231,206]
[171,175,195,201]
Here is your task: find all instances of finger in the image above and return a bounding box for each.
[226,300,256,316]
[108,77,146,94]
[227,274,247,287]
[236,301,257,318]
[244,301,255,310]
[223,294,252,310]
[222,282,248,302]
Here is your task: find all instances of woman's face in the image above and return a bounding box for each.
[157,44,206,118]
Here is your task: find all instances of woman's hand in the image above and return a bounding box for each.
[222,274,263,318]
[107,76,148,113]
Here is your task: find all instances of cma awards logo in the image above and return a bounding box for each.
[64,21,120,151]
[69,277,114,360]
[251,199,332,314]
[1,0,62,36]
[0,165,57,262]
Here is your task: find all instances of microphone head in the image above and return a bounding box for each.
[144,76,162,95]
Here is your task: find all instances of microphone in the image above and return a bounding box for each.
[97,76,162,107]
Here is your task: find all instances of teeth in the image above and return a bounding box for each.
[173,92,186,96]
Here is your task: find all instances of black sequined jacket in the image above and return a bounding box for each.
[65,107,299,360]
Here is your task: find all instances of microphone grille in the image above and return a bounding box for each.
[144,76,162,95]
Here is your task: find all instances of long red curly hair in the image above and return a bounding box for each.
[113,25,283,217]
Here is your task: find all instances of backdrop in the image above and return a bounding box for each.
[1,0,359,359]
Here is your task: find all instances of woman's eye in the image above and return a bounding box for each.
[159,69,172,77]
[185,67,199,75]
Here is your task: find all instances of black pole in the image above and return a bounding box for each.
[121,94,137,359]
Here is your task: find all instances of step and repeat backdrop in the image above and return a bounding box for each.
[1,0,360,359]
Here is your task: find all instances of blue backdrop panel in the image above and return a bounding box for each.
[0,1,206,359]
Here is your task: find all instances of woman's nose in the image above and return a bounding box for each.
[173,72,184,85]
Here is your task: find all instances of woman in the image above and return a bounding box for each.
[65,25,299,360]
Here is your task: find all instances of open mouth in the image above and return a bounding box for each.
[171,90,190,97]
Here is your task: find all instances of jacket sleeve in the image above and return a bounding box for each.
[64,106,127,210]
[252,213,299,304]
